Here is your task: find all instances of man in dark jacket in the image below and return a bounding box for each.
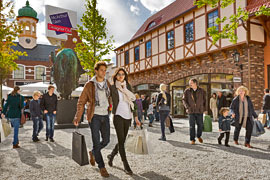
[217,91,227,114]
[40,85,58,142]
[30,91,43,142]
[183,78,206,145]
[262,88,270,128]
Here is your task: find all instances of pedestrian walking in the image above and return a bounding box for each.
[182,78,206,145]
[107,68,141,175]
[1,86,24,148]
[40,85,58,142]
[142,95,150,121]
[217,107,231,147]
[147,100,154,127]
[134,93,143,129]
[29,91,43,142]
[210,93,218,122]
[73,61,111,178]
[262,88,270,129]
[217,91,227,114]
[230,86,258,148]
[156,84,171,141]
[154,95,160,122]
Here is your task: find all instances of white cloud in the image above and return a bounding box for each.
[140,0,175,13]
[130,4,140,15]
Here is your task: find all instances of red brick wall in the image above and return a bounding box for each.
[128,44,265,110]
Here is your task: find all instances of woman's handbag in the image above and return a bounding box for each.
[19,96,26,125]
[72,130,89,166]
[165,115,171,127]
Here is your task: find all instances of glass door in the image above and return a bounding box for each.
[172,86,185,118]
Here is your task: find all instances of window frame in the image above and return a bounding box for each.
[207,9,219,32]
[167,30,175,50]
[134,46,140,62]
[13,64,25,79]
[34,65,46,80]
[145,40,152,58]
[125,50,129,65]
[184,21,194,44]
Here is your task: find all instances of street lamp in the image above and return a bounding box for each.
[232,50,243,85]
[41,71,46,83]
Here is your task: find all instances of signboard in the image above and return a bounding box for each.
[45,5,77,45]
[233,77,241,83]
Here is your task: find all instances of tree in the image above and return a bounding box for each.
[194,0,270,44]
[75,0,114,76]
[0,1,27,106]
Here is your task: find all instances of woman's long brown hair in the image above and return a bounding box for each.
[112,68,129,85]
[11,86,20,96]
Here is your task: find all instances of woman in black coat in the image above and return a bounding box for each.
[230,86,258,148]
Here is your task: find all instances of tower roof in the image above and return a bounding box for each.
[18,0,39,21]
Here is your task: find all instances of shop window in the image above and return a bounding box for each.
[186,74,208,84]
[211,74,233,83]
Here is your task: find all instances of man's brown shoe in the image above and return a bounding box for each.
[13,144,20,149]
[198,138,203,143]
[100,168,109,178]
[190,140,195,145]
[244,143,253,148]
[234,141,239,145]
[89,151,95,166]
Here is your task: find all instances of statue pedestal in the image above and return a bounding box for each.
[54,99,88,129]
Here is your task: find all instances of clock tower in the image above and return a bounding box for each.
[17,0,39,49]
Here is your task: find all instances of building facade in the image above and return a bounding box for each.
[115,0,269,117]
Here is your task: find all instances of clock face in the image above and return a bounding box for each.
[25,38,31,44]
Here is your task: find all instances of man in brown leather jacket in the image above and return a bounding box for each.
[73,61,111,178]
[183,78,206,145]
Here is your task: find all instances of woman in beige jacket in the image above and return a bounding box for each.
[210,93,218,121]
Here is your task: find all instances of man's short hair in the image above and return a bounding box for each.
[265,89,269,93]
[94,61,107,71]
[48,85,55,90]
[189,78,198,85]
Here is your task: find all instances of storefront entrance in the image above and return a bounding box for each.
[170,74,234,118]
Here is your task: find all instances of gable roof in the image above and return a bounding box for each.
[116,0,196,50]
[11,43,58,62]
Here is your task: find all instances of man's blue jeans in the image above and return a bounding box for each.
[264,110,270,127]
[9,118,20,145]
[45,113,55,139]
[89,114,110,169]
[32,116,43,140]
[189,113,203,141]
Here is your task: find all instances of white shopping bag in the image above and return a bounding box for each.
[125,128,152,154]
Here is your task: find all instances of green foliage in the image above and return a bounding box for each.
[194,0,270,44]
[0,1,27,101]
[75,0,115,76]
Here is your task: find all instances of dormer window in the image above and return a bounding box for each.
[148,21,156,29]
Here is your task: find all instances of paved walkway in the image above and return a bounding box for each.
[0,117,270,180]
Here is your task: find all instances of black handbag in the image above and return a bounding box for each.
[230,118,235,126]
[72,131,89,166]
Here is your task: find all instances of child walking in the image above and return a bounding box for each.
[218,107,231,147]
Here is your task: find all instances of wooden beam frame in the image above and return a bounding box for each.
[258,16,270,38]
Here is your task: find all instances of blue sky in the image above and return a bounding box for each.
[11,0,176,64]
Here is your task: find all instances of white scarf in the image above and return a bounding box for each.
[115,80,136,110]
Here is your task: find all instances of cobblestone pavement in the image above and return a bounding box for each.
[1,117,270,180]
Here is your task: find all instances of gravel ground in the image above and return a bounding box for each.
[1,117,270,180]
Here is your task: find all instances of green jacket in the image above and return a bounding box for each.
[110,84,138,118]
[2,93,24,118]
